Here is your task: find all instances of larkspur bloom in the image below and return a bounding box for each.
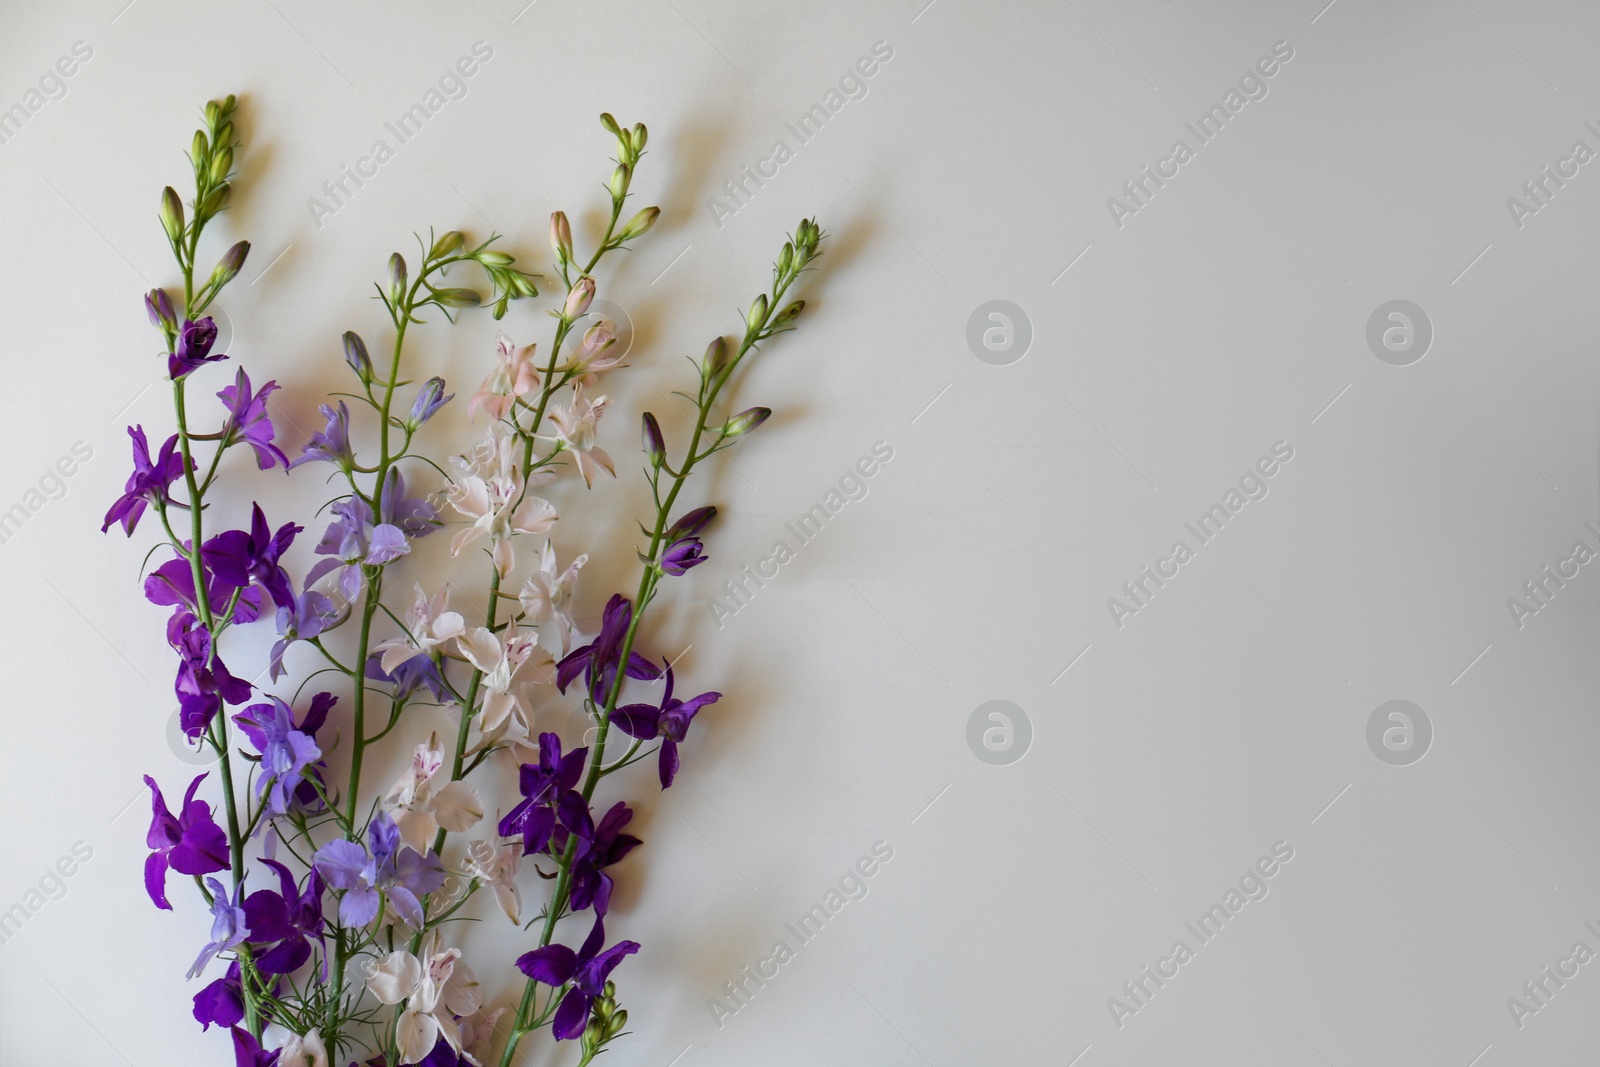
[457,620,553,738]
[468,333,539,421]
[143,773,230,910]
[497,732,586,856]
[242,857,326,976]
[189,877,249,978]
[518,542,587,656]
[291,401,355,470]
[407,376,454,430]
[313,811,445,929]
[515,917,640,1041]
[193,961,253,1031]
[381,468,440,541]
[365,930,483,1064]
[217,368,289,470]
[614,664,720,789]
[658,535,706,576]
[366,652,451,704]
[412,1008,504,1067]
[462,839,522,925]
[559,801,641,917]
[101,425,185,535]
[373,584,465,675]
[276,1030,328,1067]
[563,323,626,388]
[233,694,331,817]
[271,586,345,681]
[230,1027,282,1067]
[542,383,614,488]
[204,503,302,610]
[555,594,661,702]
[165,610,256,738]
[383,732,485,854]
[168,317,228,380]
[307,495,410,600]
[447,428,557,579]
[145,555,263,626]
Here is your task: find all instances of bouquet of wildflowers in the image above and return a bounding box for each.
[109,94,824,1066]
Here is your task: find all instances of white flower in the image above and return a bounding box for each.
[519,542,587,656]
[372,584,466,674]
[456,620,554,737]
[463,838,523,925]
[366,932,483,1065]
[447,427,558,578]
[383,732,484,854]
[278,1031,328,1067]
[543,383,614,488]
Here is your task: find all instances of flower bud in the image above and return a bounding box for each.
[631,123,647,152]
[191,130,209,165]
[199,182,229,219]
[617,206,659,242]
[564,277,595,319]
[434,287,481,308]
[159,187,184,242]
[145,288,176,332]
[343,331,373,382]
[387,253,407,305]
[407,377,453,429]
[204,100,223,129]
[641,412,665,467]
[746,294,768,333]
[602,981,617,999]
[214,120,234,148]
[550,211,572,264]
[607,1009,628,1038]
[777,242,794,276]
[665,505,716,542]
[723,407,771,438]
[609,164,630,202]
[599,113,621,136]
[776,299,804,324]
[701,337,729,377]
[208,145,233,185]
[430,230,465,259]
[477,250,515,267]
[210,240,250,287]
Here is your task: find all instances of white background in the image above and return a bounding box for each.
[2,1,1599,1065]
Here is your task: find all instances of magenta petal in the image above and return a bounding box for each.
[145,852,172,910]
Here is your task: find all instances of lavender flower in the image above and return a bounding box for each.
[306,495,410,600]
[271,588,345,681]
[292,401,355,470]
[229,1027,281,1067]
[168,317,228,380]
[145,557,262,626]
[613,664,719,789]
[233,695,326,817]
[515,917,640,1040]
[217,368,289,470]
[313,812,444,929]
[365,652,451,704]
[166,611,254,738]
[407,377,454,429]
[189,877,249,978]
[193,961,248,1031]
[143,773,230,910]
[101,425,185,535]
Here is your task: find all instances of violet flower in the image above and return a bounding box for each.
[381,468,440,541]
[613,664,720,789]
[143,772,230,910]
[166,611,255,738]
[243,857,325,975]
[407,377,454,430]
[554,594,661,701]
[193,960,247,1031]
[145,555,263,626]
[306,495,410,600]
[169,317,228,380]
[204,503,302,610]
[233,695,328,818]
[292,401,355,470]
[229,1027,281,1067]
[101,425,185,535]
[561,801,641,916]
[659,535,706,576]
[515,917,640,1041]
[365,652,451,704]
[218,368,289,470]
[313,811,444,929]
[190,877,249,978]
[497,732,587,856]
[271,588,345,681]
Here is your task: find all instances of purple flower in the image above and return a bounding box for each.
[407,377,454,429]
[313,812,444,929]
[204,503,302,610]
[613,664,720,789]
[365,652,450,704]
[101,425,186,535]
[169,317,228,380]
[306,495,410,600]
[165,611,255,738]
[664,505,716,543]
[229,1027,281,1067]
[218,368,289,470]
[381,469,439,540]
[561,801,641,916]
[292,401,355,469]
[144,554,263,626]
[189,877,249,978]
[145,288,176,332]
[515,917,640,1041]
[498,732,587,856]
[271,588,345,681]
[555,594,661,700]
[143,773,230,910]
[243,857,325,975]
[233,695,329,818]
[193,961,246,1031]
[659,536,706,576]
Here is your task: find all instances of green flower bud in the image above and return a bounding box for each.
[701,337,729,377]
[208,146,233,185]
[476,250,514,267]
[777,242,794,276]
[159,187,184,242]
[723,407,771,438]
[387,252,407,305]
[746,294,768,333]
[607,1008,628,1038]
[776,299,804,324]
[434,287,481,308]
[631,123,647,152]
[214,120,234,147]
[617,206,659,242]
[192,130,210,165]
[204,100,222,129]
[599,112,621,136]
[609,164,630,202]
[210,240,250,287]
[199,182,229,219]
[430,230,465,259]
[603,981,617,999]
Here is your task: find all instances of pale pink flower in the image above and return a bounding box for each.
[543,384,614,488]
[382,732,484,854]
[372,584,466,674]
[519,541,587,656]
[447,428,558,578]
[468,333,539,421]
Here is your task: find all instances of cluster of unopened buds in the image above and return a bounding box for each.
[109,96,824,1067]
